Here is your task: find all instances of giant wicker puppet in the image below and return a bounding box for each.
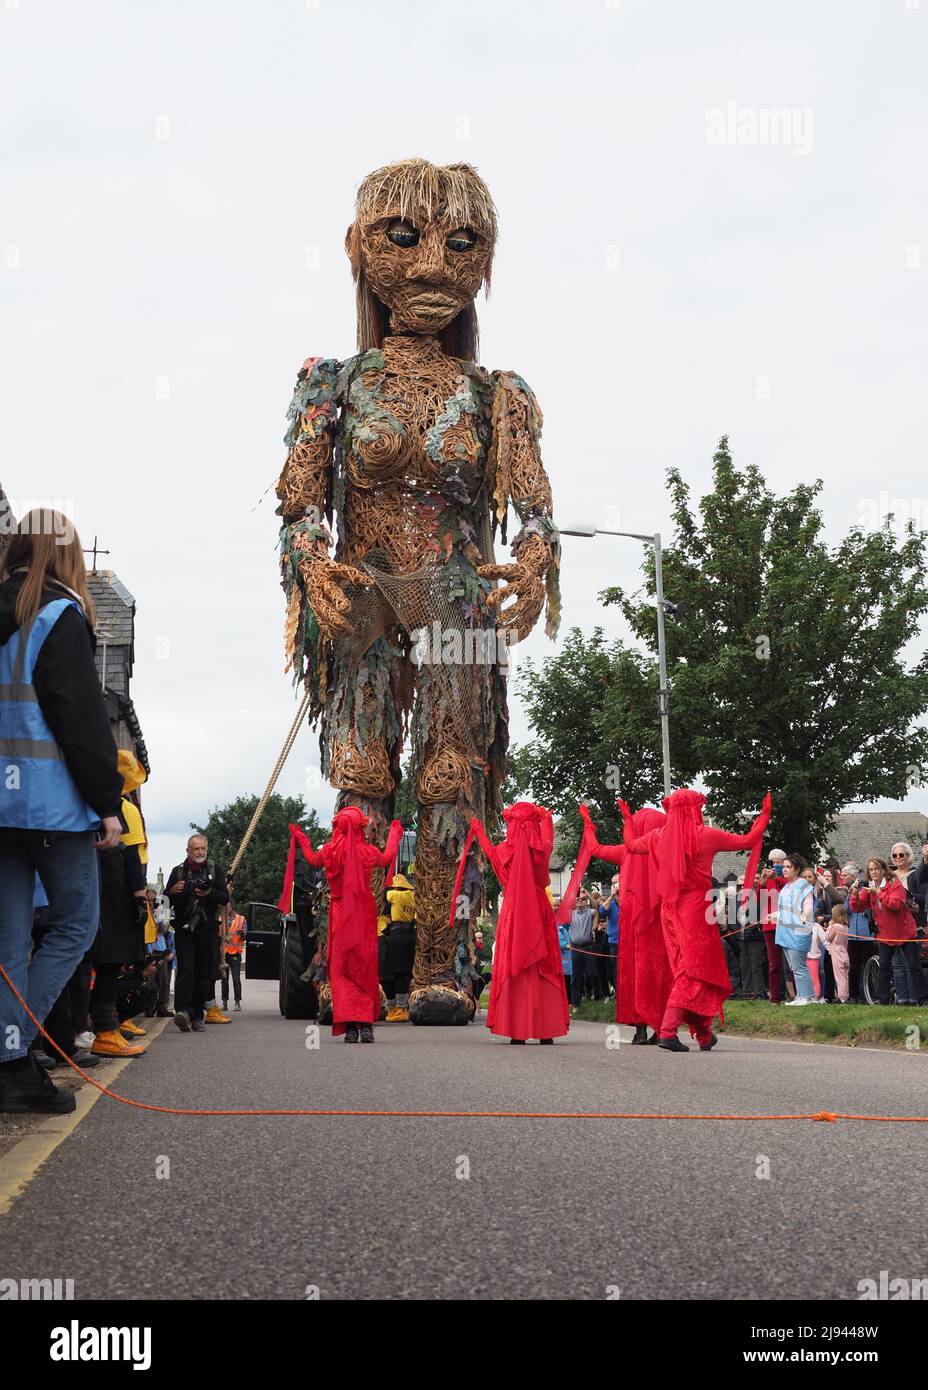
[274,160,559,1024]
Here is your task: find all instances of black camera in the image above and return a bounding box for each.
[178,865,213,932]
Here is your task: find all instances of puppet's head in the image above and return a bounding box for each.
[346,158,498,358]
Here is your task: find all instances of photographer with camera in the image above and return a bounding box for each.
[167,834,229,1032]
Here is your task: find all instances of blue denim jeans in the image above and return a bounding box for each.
[784,947,815,999]
[0,829,100,1059]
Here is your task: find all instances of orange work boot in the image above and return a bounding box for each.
[119,1018,147,1037]
[204,1006,232,1024]
[91,1030,146,1057]
[391,1007,409,1022]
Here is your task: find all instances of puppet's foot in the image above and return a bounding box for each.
[407,984,476,1026]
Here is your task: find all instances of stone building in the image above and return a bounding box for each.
[87,569,149,774]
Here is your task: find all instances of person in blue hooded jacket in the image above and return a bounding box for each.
[0,511,122,1115]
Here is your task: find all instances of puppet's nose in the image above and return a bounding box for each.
[406,231,445,281]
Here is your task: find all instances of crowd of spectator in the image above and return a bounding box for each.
[550,840,928,1012]
[721,843,928,1006]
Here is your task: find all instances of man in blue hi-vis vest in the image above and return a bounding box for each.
[0,513,123,1116]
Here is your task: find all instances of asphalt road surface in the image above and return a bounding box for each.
[3,981,926,1301]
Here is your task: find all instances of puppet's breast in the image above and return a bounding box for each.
[342,363,488,496]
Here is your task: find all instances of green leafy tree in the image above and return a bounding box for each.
[507,628,665,860]
[392,758,419,829]
[601,436,928,854]
[191,794,329,908]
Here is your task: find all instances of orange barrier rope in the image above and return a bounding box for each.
[567,928,927,948]
[2,962,926,1123]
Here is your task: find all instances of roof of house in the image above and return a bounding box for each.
[824,811,928,869]
[88,570,136,678]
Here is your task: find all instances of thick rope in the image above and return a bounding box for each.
[227,688,312,882]
[2,964,925,1124]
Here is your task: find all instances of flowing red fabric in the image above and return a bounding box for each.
[449,821,480,928]
[288,810,402,1034]
[467,802,569,1041]
[570,803,669,1030]
[277,829,299,913]
[621,790,772,1036]
[609,807,669,1031]
[555,804,598,927]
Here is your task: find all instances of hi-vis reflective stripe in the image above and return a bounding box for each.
[0,738,65,760]
[0,684,38,702]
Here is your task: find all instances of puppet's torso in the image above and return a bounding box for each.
[285,335,540,577]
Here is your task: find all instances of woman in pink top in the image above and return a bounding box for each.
[849,858,928,1006]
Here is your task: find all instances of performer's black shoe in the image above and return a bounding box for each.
[645,1031,659,1044]
[539,1038,553,1045]
[509,1039,526,1045]
[359,1024,375,1043]
[631,1025,649,1045]
[657,1034,689,1053]
[345,1025,359,1043]
[699,1032,718,1052]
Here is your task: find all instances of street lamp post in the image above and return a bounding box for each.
[559,523,673,799]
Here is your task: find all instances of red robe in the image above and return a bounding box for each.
[281,809,402,1034]
[622,790,771,1033]
[457,803,569,1041]
[557,804,669,1032]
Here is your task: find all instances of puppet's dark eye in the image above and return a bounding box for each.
[446,227,476,253]
[386,219,420,248]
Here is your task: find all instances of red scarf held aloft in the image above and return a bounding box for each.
[279,809,380,980]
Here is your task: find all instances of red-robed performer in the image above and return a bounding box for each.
[280,808,402,1042]
[557,802,669,1045]
[619,789,771,1053]
[454,802,569,1044]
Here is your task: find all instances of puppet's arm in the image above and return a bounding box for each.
[479,372,561,641]
[277,357,372,670]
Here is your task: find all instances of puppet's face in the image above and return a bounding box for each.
[354,210,492,335]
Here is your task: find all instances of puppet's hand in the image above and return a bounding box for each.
[297,551,373,642]
[478,531,552,642]
[477,560,545,643]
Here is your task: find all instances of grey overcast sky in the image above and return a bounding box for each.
[2,0,926,879]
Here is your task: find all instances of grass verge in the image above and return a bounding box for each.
[566,996,927,1048]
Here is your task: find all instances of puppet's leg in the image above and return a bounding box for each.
[407,618,508,1025]
[320,629,406,963]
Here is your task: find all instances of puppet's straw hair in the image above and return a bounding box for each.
[356,158,498,244]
